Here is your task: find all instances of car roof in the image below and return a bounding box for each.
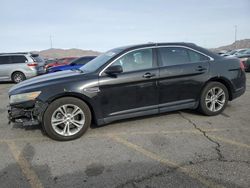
[115,42,196,50]
[114,42,221,60]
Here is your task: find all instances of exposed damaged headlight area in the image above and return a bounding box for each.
[8,100,48,126]
[10,91,41,104]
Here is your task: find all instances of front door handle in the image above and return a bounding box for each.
[143,72,155,79]
[196,66,207,72]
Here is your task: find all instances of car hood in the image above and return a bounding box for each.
[9,70,88,95]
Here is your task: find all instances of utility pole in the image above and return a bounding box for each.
[50,35,53,49]
[234,25,237,49]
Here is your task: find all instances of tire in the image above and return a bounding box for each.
[43,97,91,141]
[12,72,26,83]
[199,82,229,116]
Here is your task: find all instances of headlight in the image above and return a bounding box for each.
[10,91,41,104]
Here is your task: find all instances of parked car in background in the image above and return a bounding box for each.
[47,56,96,73]
[217,50,228,56]
[222,49,247,57]
[228,49,249,57]
[45,57,77,70]
[244,58,250,72]
[0,52,45,83]
[8,43,246,141]
[235,48,250,57]
[44,58,57,65]
[235,49,250,72]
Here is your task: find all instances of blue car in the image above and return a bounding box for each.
[47,56,96,73]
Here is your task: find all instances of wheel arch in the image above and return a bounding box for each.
[46,92,97,124]
[11,71,26,82]
[202,77,233,100]
[11,70,25,77]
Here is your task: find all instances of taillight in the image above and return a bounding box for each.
[239,61,245,71]
[27,63,38,67]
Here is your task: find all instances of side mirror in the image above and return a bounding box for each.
[105,65,123,75]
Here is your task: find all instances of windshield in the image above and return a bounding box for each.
[70,56,95,65]
[80,48,123,73]
[242,49,250,55]
[237,49,246,54]
[228,50,237,55]
[70,57,83,65]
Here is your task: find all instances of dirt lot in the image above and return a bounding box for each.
[0,74,249,188]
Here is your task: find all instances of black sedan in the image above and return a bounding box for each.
[8,43,246,141]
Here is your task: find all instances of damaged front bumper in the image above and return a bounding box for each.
[8,100,48,126]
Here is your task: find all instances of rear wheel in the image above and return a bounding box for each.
[43,97,91,141]
[12,72,26,83]
[199,82,229,116]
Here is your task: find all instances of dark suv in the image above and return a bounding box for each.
[8,43,246,141]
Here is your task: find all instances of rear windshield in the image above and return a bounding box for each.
[31,54,44,62]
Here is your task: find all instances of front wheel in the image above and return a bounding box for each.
[199,82,229,116]
[43,97,91,141]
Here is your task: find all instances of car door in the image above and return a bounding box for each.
[157,46,211,112]
[0,56,11,80]
[98,48,159,121]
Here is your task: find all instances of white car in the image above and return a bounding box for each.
[224,49,247,57]
[0,52,45,83]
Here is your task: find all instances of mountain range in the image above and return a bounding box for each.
[33,48,101,59]
[211,39,250,52]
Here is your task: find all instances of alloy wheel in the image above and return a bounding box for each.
[13,73,24,83]
[205,87,226,112]
[51,104,85,136]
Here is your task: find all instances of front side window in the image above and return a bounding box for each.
[158,47,209,66]
[11,55,27,64]
[112,48,153,72]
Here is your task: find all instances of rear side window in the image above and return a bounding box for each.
[158,47,209,66]
[11,55,27,64]
[187,50,210,62]
[0,56,11,64]
[31,54,43,62]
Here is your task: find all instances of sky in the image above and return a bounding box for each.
[0,0,250,52]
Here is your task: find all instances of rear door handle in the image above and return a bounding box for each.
[143,72,155,79]
[196,66,207,72]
